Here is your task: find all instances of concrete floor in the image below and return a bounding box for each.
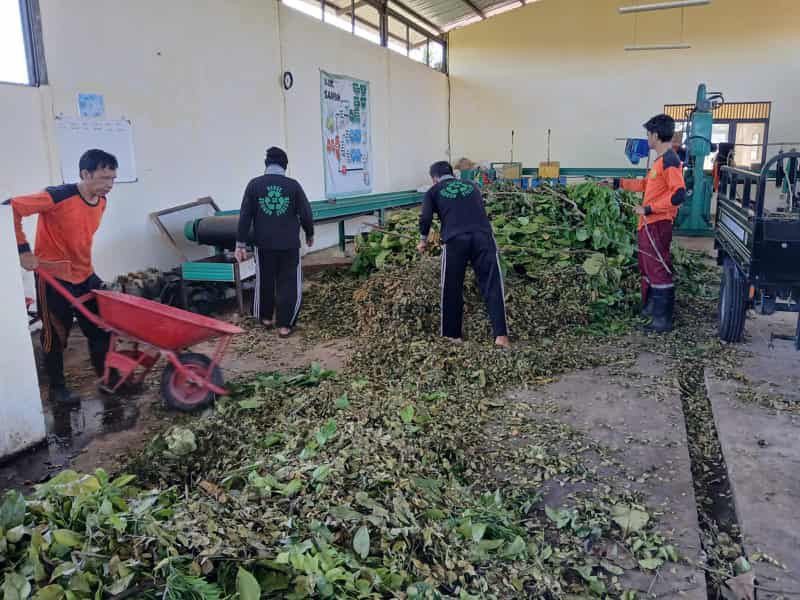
[498,353,706,599]
[706,311,800,598]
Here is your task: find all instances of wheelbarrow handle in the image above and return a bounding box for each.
[34,268,108,331]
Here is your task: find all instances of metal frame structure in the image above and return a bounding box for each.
[715,151,800,349]
[4,0,48,86]
[293,0,449,72]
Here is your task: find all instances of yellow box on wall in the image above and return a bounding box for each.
[539,161,560,179]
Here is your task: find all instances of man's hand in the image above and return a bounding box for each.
[417,240,428,254]
[20,252,39,271]
[634,206,646,216]
[234,247,248,263]
[306,237,314,248]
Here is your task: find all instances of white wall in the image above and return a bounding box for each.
[0,0,448,277]
[448,0,800,169]
[0,208,46,458]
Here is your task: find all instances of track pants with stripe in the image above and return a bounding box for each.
[637,220,673,303]
[253,248,302,327]
[36,273,109,387]
[440,231,508,339]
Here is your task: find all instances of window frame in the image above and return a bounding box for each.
[281,0,448,74]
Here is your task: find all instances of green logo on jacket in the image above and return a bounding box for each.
[439,180,473,200]
[259,186,290,216]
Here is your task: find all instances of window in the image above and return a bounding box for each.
[0,0,45,85]
[280,0,447,73]
[666,102,771,171]
[0,0,29,84]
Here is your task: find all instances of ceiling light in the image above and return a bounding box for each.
[619,0,710,14]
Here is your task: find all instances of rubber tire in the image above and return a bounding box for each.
[718,257,748,343]
[160,352,223,413]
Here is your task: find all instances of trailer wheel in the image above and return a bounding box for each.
[160,353,223,412]
[718,257,748,343]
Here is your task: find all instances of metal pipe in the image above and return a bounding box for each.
[618,0,710,14]
[624,43,691,51]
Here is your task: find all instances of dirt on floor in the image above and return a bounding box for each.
[0,323,354,491]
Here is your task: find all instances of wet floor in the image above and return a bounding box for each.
[0,389,140,494]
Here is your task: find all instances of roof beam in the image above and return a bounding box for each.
[387,0,442,33]
[458,0,486,18]
[336,0,368,15]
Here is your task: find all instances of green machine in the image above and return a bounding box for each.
[675,83,725,236]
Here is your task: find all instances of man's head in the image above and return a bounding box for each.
[643,114,676,150]
[265,147,289,170]
[79,149,118,197]
[671,131,683,152]
[429,161,454,183]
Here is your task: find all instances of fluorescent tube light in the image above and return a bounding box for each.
[619,0,710,14]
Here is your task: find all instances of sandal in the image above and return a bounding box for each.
[261,319,275,329]
[278,327,292,338]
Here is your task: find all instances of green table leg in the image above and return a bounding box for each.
[338,220,346,252]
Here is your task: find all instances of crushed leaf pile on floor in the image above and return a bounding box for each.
[0,183,729,599]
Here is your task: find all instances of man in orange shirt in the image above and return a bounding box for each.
[6,149,118,403]
[613,114,686,332]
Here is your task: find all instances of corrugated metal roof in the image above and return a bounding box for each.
[327,0,529,36]
[395,0,527,31]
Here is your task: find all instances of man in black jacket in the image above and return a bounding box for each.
[418,161,510,349]
[236,147,314,338]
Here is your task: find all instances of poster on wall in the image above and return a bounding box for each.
[320,71,372,198]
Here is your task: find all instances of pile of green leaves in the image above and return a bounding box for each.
[0,180,724,598]
[352,182,641,323]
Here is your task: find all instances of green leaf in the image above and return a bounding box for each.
[611,504,650,534]
[32,585,65,600]
[237,568,261,600]
[238,399,264,410]
[399,404,415,424]
[106,574,134,595]
[375,250,391,269]
[471,523,487,542]
[50,562,77,582]
[335,393,350,409]
[312,464,332,482]
[52,529,82,548]
[576,228,590,242]
[329,505,362,522]
[502,536,527,559]
[315,419,338,446]
[3,572,31,600]
[582,253,605,276]
[110,474,136,488]
[0,490,26,530]
[353,525,370,559]
[638,558,663,571]
[282,478,303,497]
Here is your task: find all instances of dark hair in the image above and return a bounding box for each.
[643,114,676,143]
[265,146,289,170]
[79,149,118,173]
[429,161,454,178]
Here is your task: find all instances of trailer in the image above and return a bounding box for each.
[715,151,800,348]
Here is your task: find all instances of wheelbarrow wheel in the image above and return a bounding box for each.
[160,353,223,413]
[718,257,748,343]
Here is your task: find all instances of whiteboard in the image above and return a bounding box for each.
[54,118,137,183]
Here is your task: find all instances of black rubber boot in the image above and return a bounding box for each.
[644,287,674,333]
[640,293,655,318]
[49,385,81,405]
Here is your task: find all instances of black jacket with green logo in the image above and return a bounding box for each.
[419,177,493,243]
[237,174,314,250]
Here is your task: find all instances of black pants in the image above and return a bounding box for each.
[441,231,508,339]
[254,248,302,327]
[36,273,110,387]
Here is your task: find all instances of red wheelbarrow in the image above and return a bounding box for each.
[36,268,243,412]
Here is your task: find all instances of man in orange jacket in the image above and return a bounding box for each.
[6,149,118,403]
[613,114,686,332]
